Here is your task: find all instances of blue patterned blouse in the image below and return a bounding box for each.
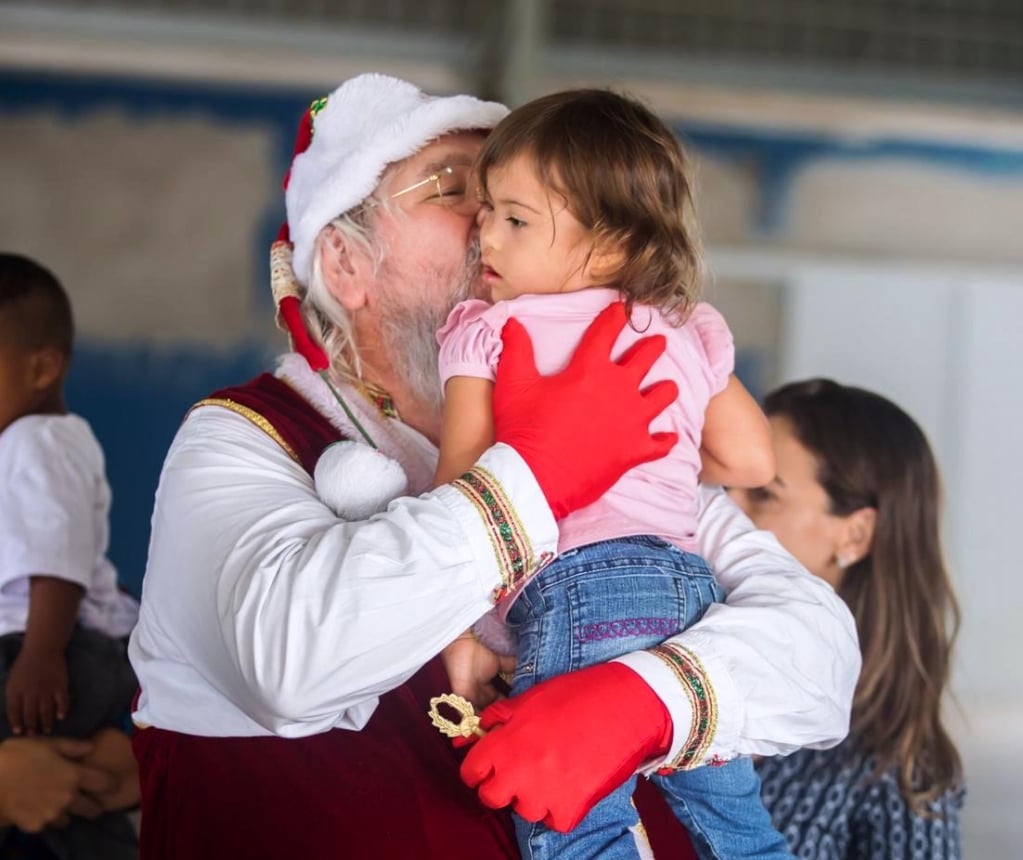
[756,741,965,859]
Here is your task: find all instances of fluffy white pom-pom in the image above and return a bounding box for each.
[313,441,408,520]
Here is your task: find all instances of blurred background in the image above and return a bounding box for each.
[1,1,1020,854]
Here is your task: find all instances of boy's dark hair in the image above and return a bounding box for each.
[0,253,74,356]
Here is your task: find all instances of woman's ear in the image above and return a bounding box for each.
[834,506,877,568]
[319,227,368,312]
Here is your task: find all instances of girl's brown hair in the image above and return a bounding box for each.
[475,88,702,322]
[764,378,963,812]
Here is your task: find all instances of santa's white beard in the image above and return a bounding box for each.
[375,240,481,414]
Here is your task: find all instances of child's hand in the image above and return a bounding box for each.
[441,631,516,710]
[5,648,69,735]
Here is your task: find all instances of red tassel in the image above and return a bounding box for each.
[278,295,329,371]
[271,101,332,372]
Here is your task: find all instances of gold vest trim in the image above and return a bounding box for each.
[192,397,300,464]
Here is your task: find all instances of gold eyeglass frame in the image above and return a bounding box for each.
[360,165,475,213]
[390,166,458,202]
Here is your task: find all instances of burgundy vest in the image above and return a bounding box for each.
[134,373,695,859]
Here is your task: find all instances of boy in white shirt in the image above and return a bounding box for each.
[0,253,138,742]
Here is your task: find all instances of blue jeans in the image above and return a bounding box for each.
[506,536,791,860]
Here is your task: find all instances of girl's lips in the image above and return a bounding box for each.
[482,265,501,282]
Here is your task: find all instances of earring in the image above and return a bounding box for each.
[836,554,853,570]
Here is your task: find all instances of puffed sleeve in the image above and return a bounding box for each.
[688,302,735,396]
[436,299,507,388]
[130,403,560,737]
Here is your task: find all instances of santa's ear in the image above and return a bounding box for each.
[320,227,368,311]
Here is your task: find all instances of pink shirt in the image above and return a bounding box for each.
[437,288,733,553]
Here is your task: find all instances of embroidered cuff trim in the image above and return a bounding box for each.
[649,643,717,772]
[451,466,534,603]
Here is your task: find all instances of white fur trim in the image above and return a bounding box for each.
[314,440,408,520]
[286,73,508,285]
[275,354,354,438]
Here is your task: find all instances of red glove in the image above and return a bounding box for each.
[459,662,673,833]
[493,301,678,520]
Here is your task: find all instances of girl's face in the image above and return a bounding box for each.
[476,153,602,302]
[729,416,848,589]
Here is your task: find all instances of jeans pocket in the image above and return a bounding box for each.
[565,572,687,672]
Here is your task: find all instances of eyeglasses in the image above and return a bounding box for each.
[363,164,477,215]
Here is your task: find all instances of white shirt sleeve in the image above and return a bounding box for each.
[130,407,557,738]
[615,485,860,770]
[0,416,100,592]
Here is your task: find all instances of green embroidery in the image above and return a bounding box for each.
[452,467,531,601]
[650,644,718,771]
[309,96,329,120]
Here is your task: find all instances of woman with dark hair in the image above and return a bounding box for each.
[731,378,964,859]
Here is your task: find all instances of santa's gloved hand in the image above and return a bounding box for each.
[459,662,672,832]
[494,301,678,520]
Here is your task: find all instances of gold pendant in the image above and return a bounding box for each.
[428,693,487,739]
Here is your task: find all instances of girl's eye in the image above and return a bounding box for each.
[507,216,526,228]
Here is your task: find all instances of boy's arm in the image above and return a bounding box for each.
[433,376,497,486]
[6,577,82,735]
[699,374,774,488]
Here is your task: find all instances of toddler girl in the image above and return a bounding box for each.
[436,89,789,860]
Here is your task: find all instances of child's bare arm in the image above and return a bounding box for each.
[6,577,82,735]
[699,374,775,488]
[433,376,497,487]
[434,375,508,702]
